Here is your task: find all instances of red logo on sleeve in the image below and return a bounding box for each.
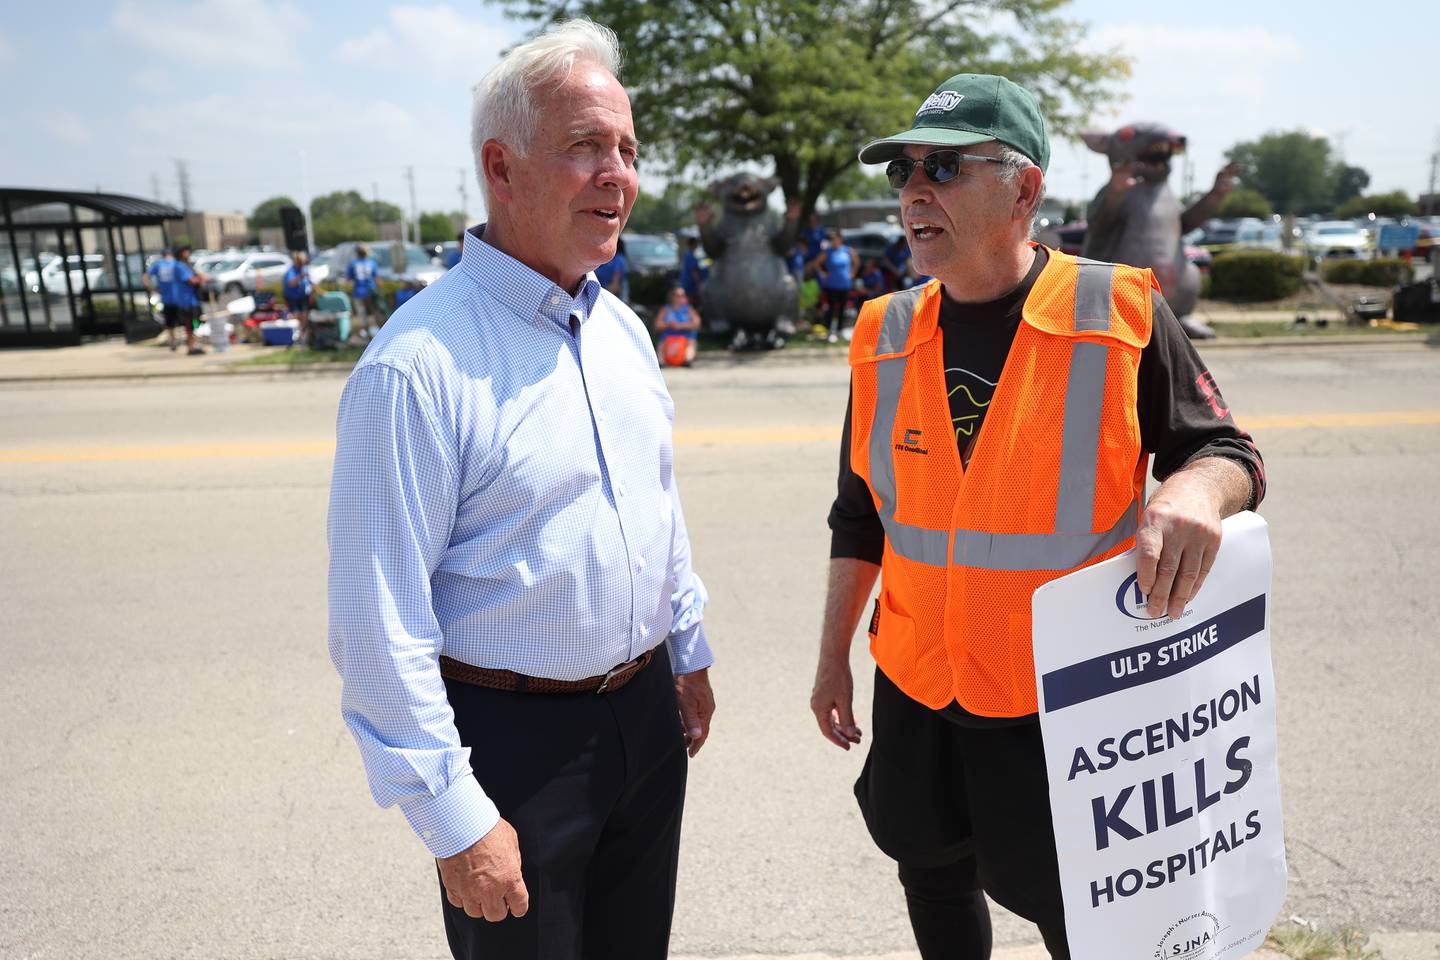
[1196,371,1230,419]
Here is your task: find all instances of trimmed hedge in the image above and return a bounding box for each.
[1208,251,1305,302]
[1321,258,1414,287]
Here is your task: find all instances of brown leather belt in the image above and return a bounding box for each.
[438,649,654,695]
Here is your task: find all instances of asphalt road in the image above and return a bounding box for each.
[1,343,1437,959]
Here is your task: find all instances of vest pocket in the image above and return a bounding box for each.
[874,589,918,673]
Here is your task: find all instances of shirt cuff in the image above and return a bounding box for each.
[667,620,714,675]
[399,771,500,859]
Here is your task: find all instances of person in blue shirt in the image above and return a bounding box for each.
[283,250,314,346]
[801,211,827,261]
[883,236,914,290]
[786,239,807,282]
[859,257,887,301]
[808,228,857,342]
[146,246,206,354]
[680,236,707,306]
[347,243,383,338]
[655,285,702,366]
[595,237,629,301]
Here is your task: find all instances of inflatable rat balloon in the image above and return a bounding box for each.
[696,174,799,349]
[1081,122,1239,340]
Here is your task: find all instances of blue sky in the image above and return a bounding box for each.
[3,1,1435,222]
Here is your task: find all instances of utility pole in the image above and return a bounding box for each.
[406,166,418,244]
[298,149,316,254]
[458,167,469,227]
[173,158,192,212]
[1428,131,1439,217]
[150,172,163,203]
[371,181,381,229]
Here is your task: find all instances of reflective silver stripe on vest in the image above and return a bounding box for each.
[870,353,952,567]
[1073,260,1114,332]
[874,287,926,357]
[952,499,1139,571]
[1053,340,1108,533]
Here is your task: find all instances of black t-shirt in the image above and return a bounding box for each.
[828,246,1266,726]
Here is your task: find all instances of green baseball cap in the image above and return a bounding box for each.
[858,73,1050,173]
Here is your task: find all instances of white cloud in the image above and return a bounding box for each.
[44,112,92,146]
[130,68,169,93]
[336,5,511,83]
[110,0,311,63]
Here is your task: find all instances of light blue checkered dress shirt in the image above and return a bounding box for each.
[327,228,713,858]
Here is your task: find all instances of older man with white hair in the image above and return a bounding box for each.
[327,20,716,960]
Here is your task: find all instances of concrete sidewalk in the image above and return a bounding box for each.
[0,328,1432,384]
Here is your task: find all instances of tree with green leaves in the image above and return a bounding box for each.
[821,166,894,206]
[1333,191,1416,219]
[626,181,704,234]
[1217,188,1272,219]
[1226,131,1337,215]
[420,211,465,244]
[501,0,1128,217]
[313,214,376,248]
[250,195,299,230]
[312,190,403,224]
[1332,164,1370,207]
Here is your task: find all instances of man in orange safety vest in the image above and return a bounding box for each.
[809,73,1266,960]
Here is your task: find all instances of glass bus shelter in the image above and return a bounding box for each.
[2,188,183,347]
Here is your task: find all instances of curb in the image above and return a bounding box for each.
[0,335,1431,385]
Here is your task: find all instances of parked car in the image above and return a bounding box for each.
[621,232,679,277]
[25,254,109,294]
[1305,221,1370,259]
[206,251,293,299]
[307,250,331,285]
[326,241,446,288]
[842,222,904,264]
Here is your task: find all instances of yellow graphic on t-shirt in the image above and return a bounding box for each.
[946,371,995,442]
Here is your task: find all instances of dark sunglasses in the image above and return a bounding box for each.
[885,149,1004,189]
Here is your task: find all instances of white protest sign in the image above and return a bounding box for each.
[1032,511,1286,960]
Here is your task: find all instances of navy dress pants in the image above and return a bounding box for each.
[439,647,688,960]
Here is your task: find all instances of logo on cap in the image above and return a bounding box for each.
[915,92,964,117]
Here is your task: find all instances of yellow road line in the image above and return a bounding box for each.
[1,411,1437,464]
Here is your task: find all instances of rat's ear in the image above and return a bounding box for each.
[1080,130,1112,154]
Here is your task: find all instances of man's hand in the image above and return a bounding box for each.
[437,818,529,923]
[810,654,862,750]
[693,203,712,228]
[1136,458,1250,620]
[675,667,715,757]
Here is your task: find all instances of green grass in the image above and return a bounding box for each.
[1266,922,1380,960]
[1212,320,1420,338]
[231,345,367,366]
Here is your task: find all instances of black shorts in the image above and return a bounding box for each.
[162,304,191,329]
[854,665,1067,933]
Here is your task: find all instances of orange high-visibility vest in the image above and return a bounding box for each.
[848,247,1156,716]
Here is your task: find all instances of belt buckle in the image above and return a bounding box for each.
[595,659,631,695]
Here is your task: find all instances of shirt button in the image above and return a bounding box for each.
[596,410,606,423]
[550,295,560,305]
[617,483,627,497]
[639,624,650,638]
[635,555,647,570]
[422,830,434,839]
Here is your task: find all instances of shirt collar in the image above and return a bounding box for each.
[461,224,603,329]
